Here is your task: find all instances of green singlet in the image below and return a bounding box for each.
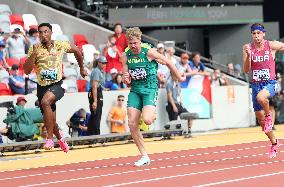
[125,43,159,111]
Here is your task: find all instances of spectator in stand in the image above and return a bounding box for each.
[0,63,9,83]
[157,43,166,55]
[26,68,37,93]
[6,28,30,59]
[105,68,118,89]
[177,53,192,88]
[0,40,9,69]
[16,96,27,107]
[107,95,127,133]
[110,73,127,90]
[157,43,169,88]
[113,23,128,52]
[105,34,123,73]
[189,52,207,74]
[0,28,4,41]
[166,47,177,65]
[227,62,235,76]
[94,50,100,60]
[9,64,25,94]
[27,28,40,46]
[211,68,229,86]
[234,63,244,78]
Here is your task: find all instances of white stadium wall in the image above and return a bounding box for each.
[0,86,255,141]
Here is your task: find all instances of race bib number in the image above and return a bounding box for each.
[252,69,270,81]
[40,69,58,81]
[129,68,147,80]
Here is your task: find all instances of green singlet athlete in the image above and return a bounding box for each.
[122,27,184,166]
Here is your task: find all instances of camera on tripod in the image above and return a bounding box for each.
[0,101,15,115]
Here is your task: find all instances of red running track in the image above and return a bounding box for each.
[0,140,283,187]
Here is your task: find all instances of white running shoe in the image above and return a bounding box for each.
[134,155,150,167]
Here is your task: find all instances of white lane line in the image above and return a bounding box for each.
[0,152,267,181]
[18,159,284,187]
[193,171,284,187]
[0,140,270,173]
[101,161,284,187]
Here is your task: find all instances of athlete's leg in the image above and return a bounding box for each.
[256,89,270,115]
[255,110,276,144]
[128,107,145,155]
[41,91,56,140]
[141,106,156,126]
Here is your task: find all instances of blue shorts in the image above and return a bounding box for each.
[252,80,276,111]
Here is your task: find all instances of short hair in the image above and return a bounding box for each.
[126,27,142,40]
[38,23,52,31]
[114,23,122,29]
[78,108,86,117]
[108,34,115,41]
[117,95,124,99]
[28,28,38,36]
[191,51,201,58]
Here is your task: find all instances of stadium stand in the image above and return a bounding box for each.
[0,14,11,33]
[22,13,38,31]
[82,44,96,65]
[0,4,11,16]
[51,23,63,40]
[73,34,88,49]
[9,14,24,28]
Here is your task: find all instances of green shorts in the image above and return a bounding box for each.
[127,90,158,111]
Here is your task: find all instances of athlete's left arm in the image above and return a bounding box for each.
[269,40,284,52]
[67,44,87,78]
[147,48,183,82]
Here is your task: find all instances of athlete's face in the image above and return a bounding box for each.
[128,37,141,54]
[39,26,52,44]
[251,30,265,44]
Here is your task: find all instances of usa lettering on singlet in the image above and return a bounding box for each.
[250,40,275,82]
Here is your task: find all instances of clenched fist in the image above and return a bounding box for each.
[122,72,131,85]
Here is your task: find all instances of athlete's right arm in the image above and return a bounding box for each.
[121,52,131,85]
[24,44,39,75]
[243,44,251,74]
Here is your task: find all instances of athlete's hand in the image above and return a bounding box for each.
[80,68,88,78]
[30,44,40,59]
[122,72,131,85]
[244,44,251,57]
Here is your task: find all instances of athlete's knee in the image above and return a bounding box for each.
[128,119,138,131]
[256,115,265,126]
[41,99,52,108]
[256,95,268,105]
